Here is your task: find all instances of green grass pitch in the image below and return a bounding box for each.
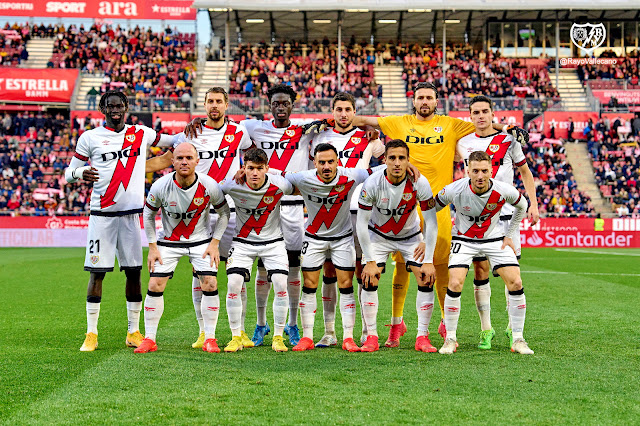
[1,247,639,424]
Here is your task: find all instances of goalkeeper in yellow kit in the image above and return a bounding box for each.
[352,82,528,347]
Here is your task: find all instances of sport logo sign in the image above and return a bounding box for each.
[570,23,606,56]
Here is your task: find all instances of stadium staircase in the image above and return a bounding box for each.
[551,68,592,111]
[193,61,228,112]
[563,142,611,216]
[74,74,106,109]
[373,64,408,114]
[23,37,55,69]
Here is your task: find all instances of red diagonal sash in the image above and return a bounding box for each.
[166,182,211,241]
[306,175,355,234]
[101,126,144,209]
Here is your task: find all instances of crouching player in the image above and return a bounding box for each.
[356,139,438,352]
[221,148,294,352]
[435,150,534,355]
[136,142,230,353]
[278,143,385,352]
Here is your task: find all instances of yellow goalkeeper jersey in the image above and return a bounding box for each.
[378,114,475,194]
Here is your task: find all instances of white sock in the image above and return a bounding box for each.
[126,300,142,334]
[192,275,204,333]
[391,316,403,325]
[443,292,461,341]
[287,266,301,327]
[339,288,356,340]
[201,292,220,340]
[357,280,366,338]
[271,274,289,337]
[360,288,378,337]
[143,292,164,342]
[321,277,337,335]
[86,301,100,334]
[227,275,244,336]
[474,279,492,331]
[505,285,512,329]
[241,281,247,331]
[255,267,270,327]
[508,291,527,341]
[416,287,435,337]
[299,289,317,340]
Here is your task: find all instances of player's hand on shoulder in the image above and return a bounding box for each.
[505,125,529,147]
[233,168,246,184]
[501,237,516,254]
[184,117,205,139]
[302,118,335,135]
[406,162,421,180]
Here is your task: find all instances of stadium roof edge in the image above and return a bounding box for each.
[192,0,636,11]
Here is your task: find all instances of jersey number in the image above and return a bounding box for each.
[89,239,100,253]
[450,242,461,254]
[301,241,309,255]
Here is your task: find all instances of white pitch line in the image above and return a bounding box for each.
[554,248,640,257]
[522,270,640,277]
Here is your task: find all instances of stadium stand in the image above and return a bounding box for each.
[0,23,32,67]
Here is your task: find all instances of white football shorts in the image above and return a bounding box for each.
[226,238,289,282]
[449,237,520,274]
[363,231,425,269]
[84,214,142,272]
[301,234,356,272]
[150,240,218,278]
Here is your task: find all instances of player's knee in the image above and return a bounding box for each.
[200,275,218,292]
[506,276,523,292]
[148,278,167,292]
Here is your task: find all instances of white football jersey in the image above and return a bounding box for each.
[457,131,526,216]
[310,128,384,169]
[145,172,227,244]
[74,124,160,213]
[221,174,294,243]
[242,119,313,203]
[358,170,435,239]
[435,178,523,241]
[172,122,253,183]
[285,167,372,239]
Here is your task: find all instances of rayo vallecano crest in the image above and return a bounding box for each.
[570,23,606,56]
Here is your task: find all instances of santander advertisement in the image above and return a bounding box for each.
[520,217,640,248]
[2,216,639,248]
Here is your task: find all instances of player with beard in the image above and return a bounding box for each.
[347,82,529,348]
[309,92,385,347]
[185,84,313,347]
[434,151,533,355]
[146,87,254,350]
[65,90,174,351]
[456,96,539,349]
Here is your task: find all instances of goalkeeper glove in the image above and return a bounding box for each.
[302,118,335,135]
[504,125,529,147]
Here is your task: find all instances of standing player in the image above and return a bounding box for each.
[278,143,385,352]
[135,142,230,353]
[350,82,528,347]
[65,90,173,352]
[221,148,294,352]
[456,96,539,349]
[185,84,313,347]
[356,140,438,353]
[146,87,254,349]
[309,92,385,347]
[434,150,534,355]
